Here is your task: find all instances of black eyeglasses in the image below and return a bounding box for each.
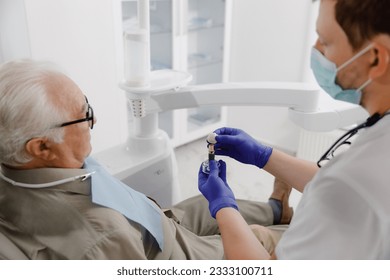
[317,113,383,167]
[58,96,95,130]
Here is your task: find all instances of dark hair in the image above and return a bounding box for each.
[312,0,390,50]
[335,0,390,50]
[314,0,390,50]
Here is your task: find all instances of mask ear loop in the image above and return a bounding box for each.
[337,43,374,72]
[356,78,372,93]
[356,47,384,92]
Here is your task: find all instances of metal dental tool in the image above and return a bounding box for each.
[202,132,219,174]
[207,132,218,161]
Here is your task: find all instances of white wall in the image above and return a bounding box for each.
[227,0,315,153]
[0,0,31,62]
[1,0,128,154]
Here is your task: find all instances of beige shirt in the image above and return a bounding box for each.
[0,165,224,259]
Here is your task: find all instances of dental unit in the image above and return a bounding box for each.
[94,0,368,207]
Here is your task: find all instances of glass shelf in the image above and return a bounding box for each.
[188,56,223,69]
[188,108,221,126]
[188,23,224,32]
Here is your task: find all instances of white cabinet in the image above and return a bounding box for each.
[120,0,231,147]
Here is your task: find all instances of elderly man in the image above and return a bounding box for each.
[199,0,390,259]
[0,59,291,259]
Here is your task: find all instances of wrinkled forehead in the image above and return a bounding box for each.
[43,73,85,114]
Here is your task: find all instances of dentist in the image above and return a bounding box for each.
[199,0,390,259]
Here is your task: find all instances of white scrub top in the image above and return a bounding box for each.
[276,115,390,259]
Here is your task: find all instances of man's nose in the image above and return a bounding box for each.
[314,38,324,54]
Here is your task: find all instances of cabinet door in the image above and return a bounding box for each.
[183,0,229,143]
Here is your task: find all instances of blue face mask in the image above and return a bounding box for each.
[310,44,373,104]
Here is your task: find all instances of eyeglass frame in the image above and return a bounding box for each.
[56,96,95,130]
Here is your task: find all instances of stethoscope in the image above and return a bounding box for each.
[317,111,390,167]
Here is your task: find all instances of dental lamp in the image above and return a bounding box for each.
[93,0,368,207]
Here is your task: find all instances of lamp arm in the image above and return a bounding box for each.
[145,81,368,132]
[147,81,319,113]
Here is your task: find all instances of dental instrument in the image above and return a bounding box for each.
[207,132,217,161]
[201,132,217,174]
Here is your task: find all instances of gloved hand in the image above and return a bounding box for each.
[213,127,273,169]
[198,160,238,218]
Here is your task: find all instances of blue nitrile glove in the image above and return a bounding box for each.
[198,160,238,218]
[213,127,273,169]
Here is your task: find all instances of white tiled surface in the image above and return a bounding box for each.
[174,138,302,209]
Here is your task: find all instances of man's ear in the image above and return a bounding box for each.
[25,138,56,161]
[368,43,390,80]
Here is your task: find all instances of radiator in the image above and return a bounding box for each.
[296,129,345,162]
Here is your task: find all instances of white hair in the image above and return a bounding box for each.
[0,59,69,166]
